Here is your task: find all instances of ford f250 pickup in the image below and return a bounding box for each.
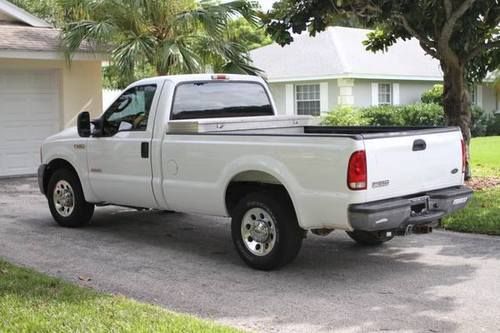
[38,74,472,270]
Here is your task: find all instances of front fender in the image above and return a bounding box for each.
[42,140,98,203]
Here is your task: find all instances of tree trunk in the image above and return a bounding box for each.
[441,61,472,179]
[156,64,168,76]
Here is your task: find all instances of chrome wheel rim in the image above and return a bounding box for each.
[53,180,75,217]
[241,207,277,256]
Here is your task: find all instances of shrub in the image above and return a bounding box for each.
[421,84,444,105]
[399,103,445,126]
[323,103,444,127]
[360,105,405,126]
[322,103,496,135]
[486,113,500,136]
[322,105,369,126]
[471,106,497,137]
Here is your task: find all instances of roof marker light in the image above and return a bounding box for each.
[211,74,229,80]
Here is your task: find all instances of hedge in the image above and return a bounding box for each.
[322,103,444,127]
[322,103,499,137]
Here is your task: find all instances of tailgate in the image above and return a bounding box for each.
[363,129,464,202]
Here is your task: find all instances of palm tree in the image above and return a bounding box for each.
[60,0,261,82]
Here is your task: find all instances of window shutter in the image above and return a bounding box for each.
[371,83,379,106]
[320,82,329,114]
[285,84,294,115]
[477,85,483,108]
[393,83,400,105]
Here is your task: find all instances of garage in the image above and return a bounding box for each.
[0,0,105,177]
[0,70,60,176]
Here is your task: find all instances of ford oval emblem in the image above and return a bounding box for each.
[451,168,459,174]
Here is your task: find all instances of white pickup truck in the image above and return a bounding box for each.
[38,74,472,270]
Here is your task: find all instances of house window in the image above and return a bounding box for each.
[296,84,320,116]
[378,83,392,105]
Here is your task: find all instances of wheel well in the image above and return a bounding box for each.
[43,159,79,195]
[225,171,294,216]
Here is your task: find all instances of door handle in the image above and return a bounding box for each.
[141,142,149,158]
[412,139,426,151]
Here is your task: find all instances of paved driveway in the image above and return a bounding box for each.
[0,177,499,333]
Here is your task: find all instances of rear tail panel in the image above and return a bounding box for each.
[362,129,464,202]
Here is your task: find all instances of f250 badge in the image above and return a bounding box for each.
[372,180,390,188]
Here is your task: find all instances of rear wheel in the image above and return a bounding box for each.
[231,192,304,270]
[346,230,393,246]
[47,169,94,227]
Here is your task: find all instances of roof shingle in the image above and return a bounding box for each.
[0,24,93,53]
[250,26,443,81]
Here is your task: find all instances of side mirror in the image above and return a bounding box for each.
[91,117,104,137]
[77,112,91,137]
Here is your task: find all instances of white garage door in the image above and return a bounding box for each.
[0,70,60,176]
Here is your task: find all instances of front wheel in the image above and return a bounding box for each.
[346,230,394,246]
[231,192,304,270]
[47,169,94,227]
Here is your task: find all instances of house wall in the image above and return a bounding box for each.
[0,58,102,129]
[269,78,498,114]
[482,84,497,112]
[269,79,338,115]
[353,79,440,107]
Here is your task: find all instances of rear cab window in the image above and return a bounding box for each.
[171,81,274,120]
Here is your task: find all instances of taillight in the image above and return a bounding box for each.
[461,139,466,174]
[347,150,367,190]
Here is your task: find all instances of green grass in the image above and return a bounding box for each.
[442,187,500,235]
[0,260,240,333]
[469,136,500,177]
[442,136,500,235]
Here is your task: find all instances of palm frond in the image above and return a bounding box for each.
[113,34,156,77]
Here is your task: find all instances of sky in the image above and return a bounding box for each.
[254,0,276,11]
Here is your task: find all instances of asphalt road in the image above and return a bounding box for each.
[1,177,499,333]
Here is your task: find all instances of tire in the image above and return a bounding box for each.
[231,191,304,270]
[346,230,394,246]
[47,168,94,228]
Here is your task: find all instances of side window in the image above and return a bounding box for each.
[103,85,157,135]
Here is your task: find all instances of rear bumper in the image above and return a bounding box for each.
[348,186,473,232]
[38,164,47,195]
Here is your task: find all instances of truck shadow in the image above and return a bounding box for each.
[4,178,498,332]
[64,207,498,333]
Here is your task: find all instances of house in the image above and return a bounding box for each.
[250,26,499,116]
[0,0,105,177]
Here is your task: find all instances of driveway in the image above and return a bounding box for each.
[0,177,499,333]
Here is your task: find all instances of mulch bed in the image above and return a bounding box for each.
[466,176,500,191]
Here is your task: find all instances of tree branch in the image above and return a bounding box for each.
[466,39,500,62]
[443,0,452,19]
[395,14,437,57]
[439,0,476,45]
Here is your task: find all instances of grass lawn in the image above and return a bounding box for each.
[442,136,500,235]
[442,187,500,235]
[0,260,240,333]
[469,136,500,177]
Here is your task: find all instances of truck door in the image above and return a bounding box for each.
[86,84,159,208]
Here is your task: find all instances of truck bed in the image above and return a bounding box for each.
[165,115,464,207]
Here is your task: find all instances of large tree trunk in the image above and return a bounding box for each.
[441,62,472,179]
